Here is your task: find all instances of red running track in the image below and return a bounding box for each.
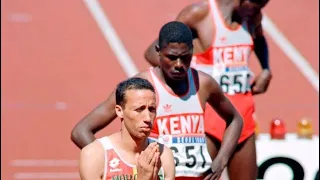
[1,0,318,179]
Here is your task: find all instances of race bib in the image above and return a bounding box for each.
[158,135,212,177]
[213,64,253,95]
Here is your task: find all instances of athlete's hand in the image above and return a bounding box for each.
[251,69,272,95]
[151,144,161,180]
[152,152,161,180]
[137,142,160,180]
[203,157,226,180]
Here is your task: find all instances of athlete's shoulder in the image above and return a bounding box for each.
[251,10,263,27]
[80,140,104,162]
[160,143,173,158]
[158,141,175,180]
[185,0,210,15]
[191,67,214,83]
[191,68,220,91]
[132,67,153,82]
[79,140,105,179]
[176,0,210,25]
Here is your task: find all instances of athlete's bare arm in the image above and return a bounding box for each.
[144,1,208,66]
[199,70,243,167]
[250,11,272,95]
[79,141,104,180]
[71,73,149,149]
[71,93,117,149]
[159,144,175,180]
[252,11,269,65]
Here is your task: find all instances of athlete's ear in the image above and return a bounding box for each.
[115,105,124,119]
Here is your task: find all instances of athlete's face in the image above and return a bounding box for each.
[115,89,157,139]
[157,42,193,81]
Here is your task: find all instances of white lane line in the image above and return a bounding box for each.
[11,160,78,167]
[13,172,79,179]
[82,0,139,77]
[262,14,319,92]
[82,1,319,93]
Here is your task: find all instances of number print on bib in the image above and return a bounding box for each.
[170,145,207,168]
[166,142,212,177]
[219,72,252,94]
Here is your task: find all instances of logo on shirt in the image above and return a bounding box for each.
[156,113,205,136]
[109,158,120,168]
[219,36,227,43]
[163,104,172,112]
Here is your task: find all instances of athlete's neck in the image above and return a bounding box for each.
[214,0,241,25]
[119,126,149,154]
[159,68,189,96]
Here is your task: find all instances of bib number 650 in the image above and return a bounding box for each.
[170,145,206,168]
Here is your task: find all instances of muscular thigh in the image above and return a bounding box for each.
[205,133,220,160]
[227,134,257,180]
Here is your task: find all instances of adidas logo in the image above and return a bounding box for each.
[163,104,172,112]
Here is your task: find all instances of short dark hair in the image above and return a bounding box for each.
[158,21,193,50]
[115,77,155,108]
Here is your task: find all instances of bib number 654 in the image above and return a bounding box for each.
[220,73,251,93]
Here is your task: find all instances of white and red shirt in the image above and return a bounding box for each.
[192,0,255,95]
[149,67,212,178]
[97,137,165,180]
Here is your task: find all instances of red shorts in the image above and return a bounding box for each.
[205,92,256,144]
